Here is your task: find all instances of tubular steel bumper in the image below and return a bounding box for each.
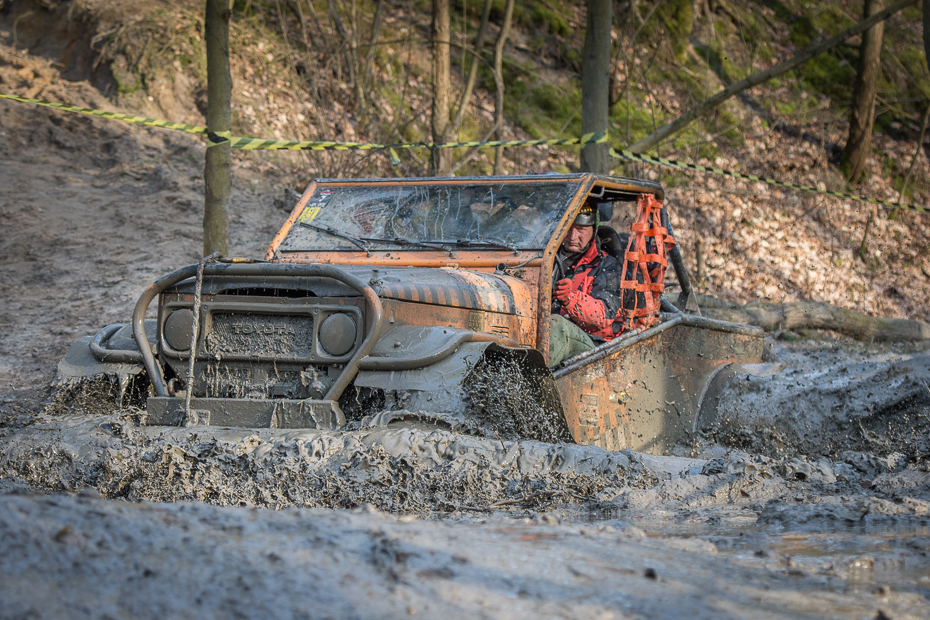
[132,262,385,402]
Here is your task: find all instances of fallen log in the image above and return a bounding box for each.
[696,295,930,342]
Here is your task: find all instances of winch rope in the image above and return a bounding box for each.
[184,251,222,423]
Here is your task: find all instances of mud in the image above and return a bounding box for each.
[5,353,930,618]
[3,29,930,619]
[0,407,654,512]
[706,343,930,462]
[5,492,929,620]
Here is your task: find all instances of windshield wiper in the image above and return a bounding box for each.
[297,222,370,252]
[360,237,451,251]
[440,239,519,253]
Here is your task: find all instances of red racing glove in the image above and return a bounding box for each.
[562,289,611,332]
[553,278,575,305]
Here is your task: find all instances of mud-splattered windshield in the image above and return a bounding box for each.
[277,182,581,252]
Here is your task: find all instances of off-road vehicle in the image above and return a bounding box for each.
[57,173,764,454]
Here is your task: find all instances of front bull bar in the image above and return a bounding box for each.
[132,262,385,401]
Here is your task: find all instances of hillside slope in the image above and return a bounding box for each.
[1,0,929,332]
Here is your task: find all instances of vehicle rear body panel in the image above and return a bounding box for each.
[554,315,764,454]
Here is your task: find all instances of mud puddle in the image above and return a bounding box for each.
[646,520,930,585]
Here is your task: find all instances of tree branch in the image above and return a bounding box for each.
[629,0,919,154]
[450,0,492,135]
[700,297,930,341]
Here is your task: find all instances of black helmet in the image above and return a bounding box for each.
[573,203,598,227]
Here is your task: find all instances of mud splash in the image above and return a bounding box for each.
[5,346,930,617]
[705,343,930,461]
[0,407,654,512]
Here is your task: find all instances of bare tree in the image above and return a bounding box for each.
[431,0,452,176]
[925,0,930,73]
[842,0,886,184]
[204,0,232,256]
[449,0,492,135]
[491,0,514,174]
[581,0,611,173]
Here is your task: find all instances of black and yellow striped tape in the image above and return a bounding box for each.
[0,93,605,155]
[1,92,921,213]
[206,130,606,151]
[610,147,922,214]
[0,92,207,134]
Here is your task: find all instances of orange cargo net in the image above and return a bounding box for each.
[619,193,675,330]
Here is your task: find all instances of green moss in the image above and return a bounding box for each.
[511,81,582,138]
[789,15,818,48]
[797,49,856,101]
[111,64,142,96]
[485,0,572,37]
[882,153,900,177]
[400,124,425,143]
[561,44,581,70]
[658,0,693,60]
[609,93,672,149]
[530,6,570,37]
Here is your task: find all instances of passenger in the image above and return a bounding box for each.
[549,203,623,367]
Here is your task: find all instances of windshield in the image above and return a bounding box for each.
[277,182,581,252]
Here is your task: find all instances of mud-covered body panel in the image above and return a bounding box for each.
[554,314,764,454]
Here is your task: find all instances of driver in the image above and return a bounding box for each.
[549,203,624,367]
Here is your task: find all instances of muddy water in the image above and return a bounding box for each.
[641,518,930,582]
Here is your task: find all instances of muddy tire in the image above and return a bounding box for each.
[465,346,573,443]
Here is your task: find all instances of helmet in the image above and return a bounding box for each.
[573,203,598,227]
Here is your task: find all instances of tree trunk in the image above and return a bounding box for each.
[697,296,930,342]
[204,0,232,257]
[842,0,886,184]
[925,0,930,74]
[450,0,492,135]
[430,0,451,176]
[580,0,611,174]
[492,0,514,175]
[628,0,917,154]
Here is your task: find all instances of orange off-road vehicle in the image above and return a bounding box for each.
[58,174,764,454]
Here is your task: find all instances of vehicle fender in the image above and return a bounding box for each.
[358,324,513,371]
[353,328,567,441]
[55,321,156,386]
[354,340,492,415]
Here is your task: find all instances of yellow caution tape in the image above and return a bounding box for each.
[0,92,207,134]
[611,148,923,214]
[1,92,605,154]
[1,92,920,213]
[205,130,607,151]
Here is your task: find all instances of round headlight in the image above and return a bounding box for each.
[164,309,195,351]
[318,313,357,356]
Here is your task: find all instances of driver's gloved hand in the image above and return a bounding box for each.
[553,278,575,305]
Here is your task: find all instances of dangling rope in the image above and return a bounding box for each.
[184,251,222,423]
[619,194,674,330]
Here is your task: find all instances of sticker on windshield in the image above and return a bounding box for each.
[295,190,335,223]
[296,206,321,223]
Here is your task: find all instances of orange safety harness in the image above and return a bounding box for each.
[619,194,675,330]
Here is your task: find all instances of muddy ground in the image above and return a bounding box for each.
[3,43,930,620]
